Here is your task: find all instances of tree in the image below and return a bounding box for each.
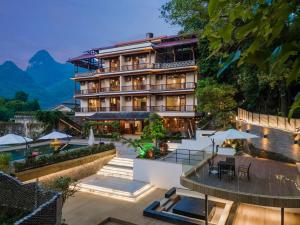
[197,78,237,128]
[204,0,300,117]
[35,110,65,132]
[142,113,166,148]
[45,176,77,205]
[0,153,11,173]
[15,91,28,102]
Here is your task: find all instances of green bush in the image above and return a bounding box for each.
[0,153,11,173]
[14,143,115,172]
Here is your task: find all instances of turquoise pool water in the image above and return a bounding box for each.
[2,144,83,161]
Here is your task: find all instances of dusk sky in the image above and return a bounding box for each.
[0,0,179,69]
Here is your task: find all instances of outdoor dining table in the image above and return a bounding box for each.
[218,160,235,180]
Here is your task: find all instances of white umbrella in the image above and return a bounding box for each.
[0,134,33,145]
[210,129,259,141]
[88,128,95,146]
[209,129,259,155]
[38,131,72,140]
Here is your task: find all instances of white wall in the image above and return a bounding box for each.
[133,159,184,189]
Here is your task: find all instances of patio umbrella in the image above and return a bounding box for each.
[210,129,259,141]
[38,131,72,140]
[0,134,33,145]
[88,128,95,146]
[209,129,259,155]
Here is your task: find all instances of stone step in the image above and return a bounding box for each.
[76,175,153,202]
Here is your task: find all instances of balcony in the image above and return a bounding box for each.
[75,82,195,96]
[151,105,195,112]
[151,82,195,91]
[76,105,196,113]
[74,60,196,78]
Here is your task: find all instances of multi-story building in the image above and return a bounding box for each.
[69,33,199,136]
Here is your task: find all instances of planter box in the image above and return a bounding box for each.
[15,149,116,181]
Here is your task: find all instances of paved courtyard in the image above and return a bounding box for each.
[63,188,172,225]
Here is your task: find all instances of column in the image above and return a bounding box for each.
[205,194,208,225]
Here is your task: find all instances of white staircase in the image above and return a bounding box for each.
[97,157,133,180]
[76,157,154,201]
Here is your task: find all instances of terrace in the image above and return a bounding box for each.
[181,154,300,208]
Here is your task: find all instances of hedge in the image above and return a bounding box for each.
[14,143,115,172]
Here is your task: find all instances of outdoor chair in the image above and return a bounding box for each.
[208,159,218,176]
[238,163,251,180]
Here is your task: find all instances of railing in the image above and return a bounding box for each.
[76,105,196,113]
[75,82,195,95]
[100,86,120,92]
[121,63,152,71]
[151,105,195,112]
[122,106,150,112]
[151,82,195,91]
[154,60,195,69]
[161,149,206,165]
[237,108,300,133]
[74,60,196,78]
[121,84,150,91]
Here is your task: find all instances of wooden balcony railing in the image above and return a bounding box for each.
[151,82,195,91]
[74,60,196,78]
[76,105,196,113]
[75,82,195,95]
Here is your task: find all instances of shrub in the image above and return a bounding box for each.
[14,143,115,172]
[0,153,11,173]
[44,176,77,205]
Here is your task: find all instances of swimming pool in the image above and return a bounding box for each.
[2,144,83,161]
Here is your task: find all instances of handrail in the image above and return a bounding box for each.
[76,105,196,113]
[161,149,206,165]
[75,82,195,95]
[74,60,196,77]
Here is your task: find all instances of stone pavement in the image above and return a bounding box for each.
[63,188,173,225]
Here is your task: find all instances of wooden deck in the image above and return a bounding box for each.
[181,155,300,208]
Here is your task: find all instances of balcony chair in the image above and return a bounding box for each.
[238,163,251,181]
[208,159,218,176]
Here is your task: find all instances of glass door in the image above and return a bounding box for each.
[133,96,147,111]
[110,97,120,111]
[132,76,146,90]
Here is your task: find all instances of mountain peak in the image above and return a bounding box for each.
[28,50,55,65]
[1,60,22,71]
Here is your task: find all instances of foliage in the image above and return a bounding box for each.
[35,110,65,133]
[142,113,166,147]
[196,78,237,128]
[0,153,11,173]
[45,176,77,205]
[161,0,300,117]
[204,0,300,117]
[14,143,115,172]
[15,91,28,102]
[0,91,40,121]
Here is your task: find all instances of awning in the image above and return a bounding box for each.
[88,112,151,120]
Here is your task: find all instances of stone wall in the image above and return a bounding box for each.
[0,172,62,225]
[237,121,300,162]
[0,121,43,139]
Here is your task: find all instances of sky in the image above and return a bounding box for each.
[0,0,179,69]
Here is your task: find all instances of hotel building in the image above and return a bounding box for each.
[69,33,199,136]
